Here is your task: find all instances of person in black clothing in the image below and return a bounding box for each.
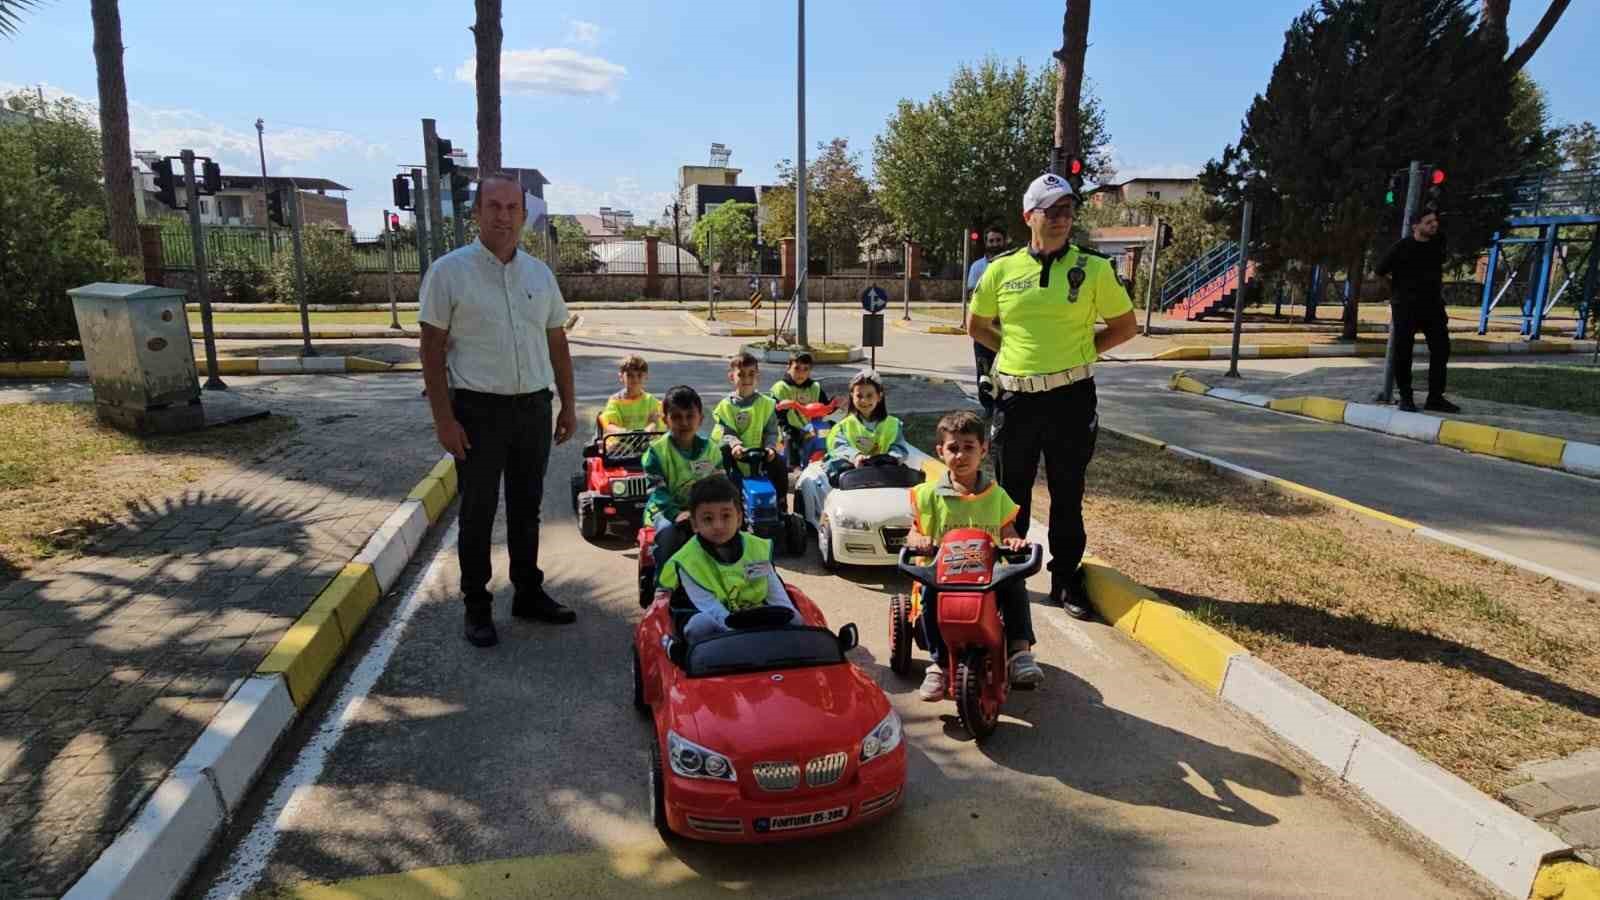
[1376,209,1459,413]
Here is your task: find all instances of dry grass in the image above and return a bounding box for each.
[902,413,1600,794]
[0,403,296,581]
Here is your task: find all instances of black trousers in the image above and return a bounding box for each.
[451,389,553,611]
[1391,303,1450,399]
[974,341,997,417]
[992,379,1098,587]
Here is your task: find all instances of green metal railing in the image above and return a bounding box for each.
[158,226,423,273]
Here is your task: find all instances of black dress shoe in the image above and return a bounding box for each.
[464,608,499,648]
[512,590,577,624]
[1424,395,1460,414]
[1397,395,1418,413]
[1053,574,1094,621]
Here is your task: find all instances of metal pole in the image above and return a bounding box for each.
[902,240,912,321]
[706,231,715,320]
[384,209,401,331]
[255,118,274,261]
[960,228,971,328]
[795,0,809,347]
[452,186,467,250]
[1225,201,1252,378]
[422,118,446,263]
[1379,160,1423,401]
[411,168,430,279]
[182,150,225,391]
[288,182,315,357]
[1142,215,1162,336]
[672,202,685,303]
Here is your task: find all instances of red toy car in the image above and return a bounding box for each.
[632,584,907,842]
[889,528,1042,740]
[571,431,657,541]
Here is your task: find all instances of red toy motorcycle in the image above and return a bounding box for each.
[774,396,840,468]
[890,528,1042,740]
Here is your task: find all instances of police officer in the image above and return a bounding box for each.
[967,172,1138,619]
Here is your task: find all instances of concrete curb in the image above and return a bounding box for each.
[1168,373,1600,480]
[741,342,866,365]
[891,317,967,336]
[1151,338,1587,362]
[680,311,772,337]
[0,356,399,380]
[62,455,459,900]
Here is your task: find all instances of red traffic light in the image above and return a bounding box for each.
[1430,168,1446,186]
[1068,157,1084,176]
[388,213,401,231]
[969,230,980,242]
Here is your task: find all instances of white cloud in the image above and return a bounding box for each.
[454,48,626,99]
[432,65,446,80]
[566,19,601,45]
[544,176,675,218]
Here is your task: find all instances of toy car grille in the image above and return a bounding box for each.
[753,761,801,791]
[805,751,849,787]
[880,527,910,550]
[615,475,649,499]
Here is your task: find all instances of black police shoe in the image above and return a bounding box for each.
[1424,395,1460,414]
[1053,570,1094,621]
[1397,394,1418,413]
[512,589,577,625]
[464,606,499,648]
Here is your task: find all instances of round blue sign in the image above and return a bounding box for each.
[860,285,889,313]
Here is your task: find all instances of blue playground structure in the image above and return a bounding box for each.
[1478,168,1600,340]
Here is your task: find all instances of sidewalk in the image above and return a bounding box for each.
[0,375,440,897]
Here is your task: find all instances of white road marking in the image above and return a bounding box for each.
[203,521,459,900]
[1046,613,1112,664]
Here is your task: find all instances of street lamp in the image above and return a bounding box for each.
[664,200,684,302]
[256,118,274,260]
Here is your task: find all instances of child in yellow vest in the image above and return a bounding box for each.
[906,410,1042,700]
[824,369,909,483]
[710,351,789,510]
[642,385,725,568]
[599,355,662,435]
[658,475,794,641]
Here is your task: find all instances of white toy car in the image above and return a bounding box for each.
[793,455,928,569]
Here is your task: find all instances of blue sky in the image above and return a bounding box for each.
[3,1,1594,234]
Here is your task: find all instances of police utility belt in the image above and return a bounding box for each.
[994,364,1093,393]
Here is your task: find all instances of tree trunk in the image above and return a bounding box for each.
[91,0,140,261]
[1341,249,1365,341]
[471,0,503,174]
[1051,0,1090,175]
[1506,0,1570,72]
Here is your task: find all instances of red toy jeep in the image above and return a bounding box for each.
[571,431,657,541]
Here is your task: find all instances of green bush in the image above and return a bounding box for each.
[269,226,358,304]
[0,122,132,358]
[212,244,271,302]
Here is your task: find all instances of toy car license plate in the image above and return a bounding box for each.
[757,805,848,832]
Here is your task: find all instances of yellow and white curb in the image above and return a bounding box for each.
[891,317,967,336]
[1170,373,1600,480]
[742,342,865,365]
[64,455,459,900]
[0,356,398,380]
[680,311,771,337]
[1151,338,1586,362]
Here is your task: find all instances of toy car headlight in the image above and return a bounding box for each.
[835,514,871,531]
[611,481,628,497]
[668,730,736,781]
[859,710,902,764]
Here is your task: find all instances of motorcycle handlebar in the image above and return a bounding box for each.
[897,543,1043,593]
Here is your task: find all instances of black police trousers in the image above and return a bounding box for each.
[992,379,1098,588]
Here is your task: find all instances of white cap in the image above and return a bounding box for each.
[1023,172,1077,213]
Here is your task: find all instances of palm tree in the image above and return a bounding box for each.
[0,0,42,37]
[91,0,140,260]
[472,0,502,174]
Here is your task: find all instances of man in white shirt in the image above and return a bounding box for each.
[419,174,579,648]
[966,224,1009,417]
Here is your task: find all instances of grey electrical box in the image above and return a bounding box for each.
[68,283,203,433]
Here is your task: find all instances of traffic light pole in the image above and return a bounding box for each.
[384,209,401,332]
[1143,215,1163,336]
[1225,202,1252,378]
[288,182,315,357]
[1377,160,1423,402]
[422,119,446,263]
[412,168,430,278]
[181,150,225,391]
[452,195,467,250]
[960,228,972,329]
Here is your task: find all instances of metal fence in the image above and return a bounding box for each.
[160,225,423,273]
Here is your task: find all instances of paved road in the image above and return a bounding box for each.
[189,324,1485,898]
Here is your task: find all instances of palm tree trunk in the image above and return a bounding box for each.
[472,0,503,174]
[1051,0,1090,175]
[91,0,140,261]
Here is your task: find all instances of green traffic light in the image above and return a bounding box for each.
[1385,190,1395,205]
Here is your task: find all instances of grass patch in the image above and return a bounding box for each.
[900,411,1600,794]
[1435,365,1600,417]
[0,403,296,580]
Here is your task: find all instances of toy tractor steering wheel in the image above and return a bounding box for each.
[725,605,796,630]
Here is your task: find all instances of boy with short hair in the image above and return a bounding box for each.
[710,351,789,511]
[599,355,661,435]
[657,474,795,641]
[642,385,725,567]
[770,351,831,470]
[906,409,1042,700]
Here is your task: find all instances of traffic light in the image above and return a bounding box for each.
[1429,167,1446,186]
[388,212,401,232]
[1066,157,1084,178]
[200,160,221,195]
[1385,171,1404,206]
[267,189,287,226]
[449,170,470,210]
[392,174,412,210]
[153,157,177,209]
[1158,222,1175,249]
[436,137,454,176]
[969,230,980,243]
[1423,165,1446,207]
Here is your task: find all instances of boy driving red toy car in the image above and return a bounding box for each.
[656,475,796,641]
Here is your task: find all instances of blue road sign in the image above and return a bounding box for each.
[860,285,889,314]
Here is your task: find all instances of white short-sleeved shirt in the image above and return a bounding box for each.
[418,239,569,395]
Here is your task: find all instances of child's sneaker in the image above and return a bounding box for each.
[917,667,946,701]
[1008,651,1043,688]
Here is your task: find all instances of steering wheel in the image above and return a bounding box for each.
[860,454,902,468]
[725,605,796,630]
